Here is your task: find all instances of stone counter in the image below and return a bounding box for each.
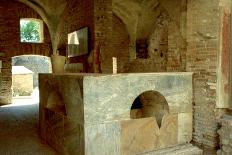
[39,72,193,155]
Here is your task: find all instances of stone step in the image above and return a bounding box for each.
[140,143,203,155]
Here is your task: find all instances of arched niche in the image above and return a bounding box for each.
[130,90,169,127]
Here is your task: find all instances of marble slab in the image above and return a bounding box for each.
[121,115,178,155]
[178,113,193,144]
[39,72,193,155]
[83,73,193,124]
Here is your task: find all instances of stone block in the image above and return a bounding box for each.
[178,113,193,143]
[121,117,158,155]
[84,73,193,124]
[39,73,193,155]
[121,115,178,155]
[85,121,121,155]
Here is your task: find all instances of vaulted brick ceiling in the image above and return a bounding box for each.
[18,0,67,54]
[113,0,162,42]
[17,0,182,53]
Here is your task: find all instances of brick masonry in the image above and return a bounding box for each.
[118,3,186,73]
[0,0,52,105]
[57,0,113,73]
[217,115,232,155]
[111,15,130,73]
[57,1,186,73]
[0,0,231,151]
[58,0,94,55]
[94,0,113,73]
[186,0,219,147]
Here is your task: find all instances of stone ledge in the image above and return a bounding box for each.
[140,143,203,155]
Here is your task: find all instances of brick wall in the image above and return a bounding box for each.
[123,4,186,73]
[94,0,113,73]
[186,0,220,148]
[57,0,113,73]
[57,1,185,74]
[0,0,52,105]
[0,56,11,104]
[58,0,94,55]
[111,15,130,73]
[217,115,232,155]
[147,13,169,72]
[167,21,186,72]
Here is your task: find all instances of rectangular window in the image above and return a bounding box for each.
[20,18,44,43]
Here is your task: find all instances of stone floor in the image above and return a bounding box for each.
[0,97,58,155]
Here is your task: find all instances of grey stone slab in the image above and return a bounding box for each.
[178,113,193,144]
[39,72,193,155]
[39,74,85,125]
[85,121,121,155]
[84,73,193,124]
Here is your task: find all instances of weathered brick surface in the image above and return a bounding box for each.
[94,0,112,73]
[167,21,186,72]
[186,0,220,148]
[58,0,94,55]
[0,0,52,104]
[217,115,232,155]
[111,15,130,73]
[58,0,112,73]
[58,1,185,74]
[0,0,230,150]
[121,3,186,73]
[147,14,168,72]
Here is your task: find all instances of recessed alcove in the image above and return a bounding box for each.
[130,90,169,128]
[46,90,66,115]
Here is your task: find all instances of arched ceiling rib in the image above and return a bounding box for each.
[17,0,182,53]
[17,0,67,54]
[113,0,162,40]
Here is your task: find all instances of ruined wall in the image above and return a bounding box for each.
[119,0,186,73]
[94,0,113,73]
[218,115,232,155]
[186,0,220,148]
[147,14,168,72]
[56,0,185,74]
[57,0,113,73]
[57,0,94,55]
[111,15,130,73]
[167,21,186,72]
[0,0,52,105]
